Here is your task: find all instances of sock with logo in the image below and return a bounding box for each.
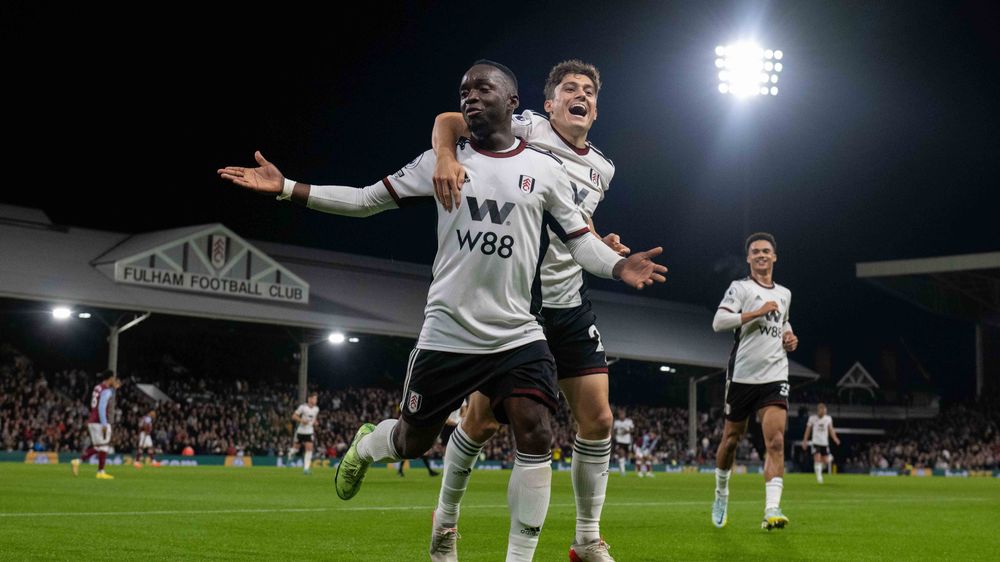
[506,451,552,561]
[434,426,484,528]
[572,435,612,545]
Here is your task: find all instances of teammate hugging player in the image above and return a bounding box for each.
[287,392,320,475]
[710,233,799,531]
[218,60,666,561]
[802,403,840,483]
[430,60,630,562]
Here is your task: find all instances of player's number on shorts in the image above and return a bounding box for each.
[588,324,605,352]
[779,383,790,397]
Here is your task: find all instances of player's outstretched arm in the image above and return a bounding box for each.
[829,422,841,446]
[431,112,469,212]
[218,151,398,218]
[802,423,812,450]
[218,151,284,193]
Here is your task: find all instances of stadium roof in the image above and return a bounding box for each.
[0,204,819,379]
[856,252,1000,326]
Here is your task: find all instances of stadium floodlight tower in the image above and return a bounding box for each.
[296,331,351,402]
[714,41,784,236]
[715,42,782,98]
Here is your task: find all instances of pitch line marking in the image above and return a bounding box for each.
[0,497,986,518]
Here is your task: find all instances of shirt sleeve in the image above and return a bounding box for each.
[718,281,744,313]
[381,149,438,203]
[511,110,536,140]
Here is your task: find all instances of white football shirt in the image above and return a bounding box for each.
[294,404,320,435]
[613,417,634,445]
[512,110,616,308]
[382,139,591,353]
[808,414,833,446]
[718,277,793,384]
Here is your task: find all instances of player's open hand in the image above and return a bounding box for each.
[217,151,284,193]
[433,154,466,212]
[602,233,631,256]
[783,330,798,352]
[614,247,668,290]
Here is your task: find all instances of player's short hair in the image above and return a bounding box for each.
[544,59,602,101]
[471,59,518,94]
[308,391,318,398]
[745,232,776,254]
[99,369,116,380]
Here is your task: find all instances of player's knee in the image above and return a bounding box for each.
[463,417,500,443]
[579,405,613,438]
[766,433,784,453]
[509,407,553,455]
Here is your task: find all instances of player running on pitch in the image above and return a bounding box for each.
[710,232,798,530]
[287,392,320,475]
[612,408,634,477]
[71,370,121,479]
[802,403,840,483]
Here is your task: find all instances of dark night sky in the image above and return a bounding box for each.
[3,1,998,398]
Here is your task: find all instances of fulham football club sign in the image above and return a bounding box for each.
[113,225,309,304]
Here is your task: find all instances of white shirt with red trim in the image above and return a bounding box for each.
[294,404,320,435]
[718,277,792,384]
[512,110,616,308]
[807,414,833,446]
[383,139,592,353]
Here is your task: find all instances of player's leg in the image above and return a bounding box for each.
[340,349,468,501]
[287,437,300,466]
[422,454,440,476]
[557,364,614,548]
[825,453,834,474]
[813,450,824,483]
[431,392,497,561]
[759,404,788,529]
[714,418,748,493]
[550,304,616,560]
[504,396,554,562]
[616,445,626,475]
[303,440,314,474]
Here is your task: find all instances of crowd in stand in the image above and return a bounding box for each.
[3,342,997,469]
[844,398,1000,471]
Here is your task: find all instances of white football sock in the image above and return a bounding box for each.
[572,435,611,545]
[356,419,400,463]
[304,449,313,471]
[715,468,731,497]
[815,462,823,481]
[765,477,783,510]
[506,451,552,562]
[435,426,484,528]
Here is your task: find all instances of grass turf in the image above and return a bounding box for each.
[1,463,998,560]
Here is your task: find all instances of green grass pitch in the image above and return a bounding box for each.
[1,463,997,560]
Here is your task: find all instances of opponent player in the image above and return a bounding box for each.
[430,60,625,561]
[710,233,798,530]
[218,60,666,560]
[612,408,634,477]
[634,430,658,478]
[802,403,840,484]
[288,392,320,475]
[134,409,157,468]
[71,370,121,479]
